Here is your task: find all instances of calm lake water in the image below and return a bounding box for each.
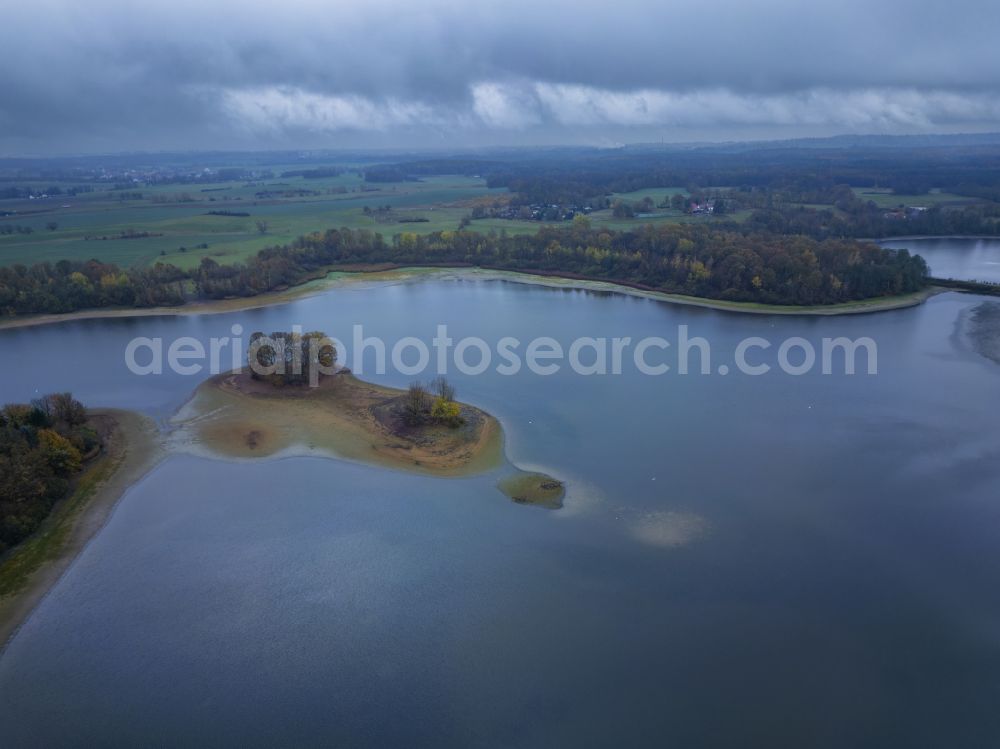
[2,276,1000,747]
[881,236,1000,283]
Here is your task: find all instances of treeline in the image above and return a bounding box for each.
[0,184,93,199]
[195,223,927,306]
[0,393,96,555]
[0,225,930,317]
[743,193,1000,239]
[0,258,186,315]
[280,167,344,179]
[494,176,1000,239]
[360,140,1000,200]
[364,166,419,183]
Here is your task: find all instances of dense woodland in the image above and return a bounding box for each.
[0,394,96,556]
[0,221,929,315]
[188,222,930,306]
[0,259,186,315]
[367,136,1000,200]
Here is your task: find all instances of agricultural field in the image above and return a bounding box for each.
[608,186,688,204]
[0,173,508,270]
[1,174,752,270]
[850,187,979,208]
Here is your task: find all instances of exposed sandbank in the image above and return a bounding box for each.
[170,370,506,477]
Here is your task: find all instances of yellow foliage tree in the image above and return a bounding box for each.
[38,429,83,475]
[431,397,462,427]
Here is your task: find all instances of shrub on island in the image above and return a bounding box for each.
[402,377,464,428]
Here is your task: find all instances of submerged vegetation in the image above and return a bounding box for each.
[497,472,565,510]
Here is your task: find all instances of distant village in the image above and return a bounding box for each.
[481,197,718,223]
[486,203,593,222]
[882,205,928,221]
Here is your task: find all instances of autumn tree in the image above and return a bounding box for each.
[403,381,429,426]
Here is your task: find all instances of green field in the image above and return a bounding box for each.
[850,187,977,209]
[1,178,745,269]
[608,186,688,204]
[0,174,504,270]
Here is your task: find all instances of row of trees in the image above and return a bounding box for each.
[247,331,337,386]
[0,258,186,315]
[746,199,1000,239]
[0,393,95,555]
[0,219,930,317]
[196,222,928,306]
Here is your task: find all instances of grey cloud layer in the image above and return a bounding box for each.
[2,0,998,152]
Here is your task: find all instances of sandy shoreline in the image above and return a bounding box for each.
[458,268,940,315]
[0,265,939,332]
[0,409,163,653]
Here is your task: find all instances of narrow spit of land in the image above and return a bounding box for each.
[0,410,163,652]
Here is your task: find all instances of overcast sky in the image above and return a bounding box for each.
[2,0,999,155]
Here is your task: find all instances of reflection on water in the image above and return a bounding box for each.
[2,278,1000,746]
[881,236,1000,283]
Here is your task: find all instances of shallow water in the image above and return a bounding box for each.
[2,278,1000,747]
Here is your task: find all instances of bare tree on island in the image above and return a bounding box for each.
[247,331,337,386]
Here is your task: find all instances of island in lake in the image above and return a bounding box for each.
[171,330,564,504]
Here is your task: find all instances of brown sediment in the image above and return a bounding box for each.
[172,371,504,476]
[0,409,163,652]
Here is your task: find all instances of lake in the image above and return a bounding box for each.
[881,236,1000,283]
[2,275,1000,747]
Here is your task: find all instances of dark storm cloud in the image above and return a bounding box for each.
[1,0,999,153]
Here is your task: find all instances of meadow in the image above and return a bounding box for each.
[0,170,749,270]
[850,187,977,208]
[0,173,515,269]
